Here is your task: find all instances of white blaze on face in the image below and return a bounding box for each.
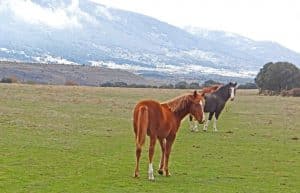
[199,100,205,120]
[230,87,235,99]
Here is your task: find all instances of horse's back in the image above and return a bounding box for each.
[134,100,162,115]
[133,100,163,129]
[205,91,228,113]
[133,100,174,138]
[204,94,217,112]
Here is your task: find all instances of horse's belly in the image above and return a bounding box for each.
[156,122,173,138]
[157,131,170,139]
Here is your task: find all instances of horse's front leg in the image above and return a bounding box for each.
[164,134,176,177]
[158,138,165,175]
[189,115,198,132]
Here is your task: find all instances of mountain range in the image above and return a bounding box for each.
[1,0,300,84]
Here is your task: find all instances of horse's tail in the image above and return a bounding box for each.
[135,105,149,149]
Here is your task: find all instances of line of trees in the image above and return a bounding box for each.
[1,76,258,90]
[100,80,223,89]
[100,80,257,89]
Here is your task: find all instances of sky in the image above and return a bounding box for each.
[1,0,299,53]
[91,0,300,53]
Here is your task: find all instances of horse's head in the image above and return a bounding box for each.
[229,82,238,101]
[189,90,206,124]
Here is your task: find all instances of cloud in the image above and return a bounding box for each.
[95,5,119,21]
[0,0,97,29]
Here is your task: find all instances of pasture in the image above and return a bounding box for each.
[0,84,299,193]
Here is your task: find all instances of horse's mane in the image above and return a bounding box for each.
[202,84,222,93]
[162,94,192,113]
[215,84,229,93]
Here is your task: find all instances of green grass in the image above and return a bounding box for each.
[0,84,299,193]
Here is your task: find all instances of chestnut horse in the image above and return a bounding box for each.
[133,91,206,180]
[189,84,222,131]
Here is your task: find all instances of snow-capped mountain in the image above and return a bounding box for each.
[1,0,300,83]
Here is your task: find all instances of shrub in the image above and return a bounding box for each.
[65,80,79,86]
[0,76,18,83]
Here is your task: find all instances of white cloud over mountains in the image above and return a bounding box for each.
[0,0,99,28]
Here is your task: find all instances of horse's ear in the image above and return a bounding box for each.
[234,82,238,87]
[201,92,206,97]
[193,90,198,98]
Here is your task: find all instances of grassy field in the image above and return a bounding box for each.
[0,84,299,193]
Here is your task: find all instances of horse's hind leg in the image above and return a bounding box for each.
[213,115,218,131]
[148,136,157,180]
[213,111,222,131]
[203,112,213,131]
[158,138,166,175]
[134,145,141,178]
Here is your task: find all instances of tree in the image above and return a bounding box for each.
[100,82,114,87]
[189,82,200,89]
[159,84,174,89]
[175,81,188,89]
[114,82,128,87]
[202,79,221,87]
[255,62,300,93]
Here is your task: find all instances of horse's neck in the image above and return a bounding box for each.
[216,86,230,101]
[174,106,190,123]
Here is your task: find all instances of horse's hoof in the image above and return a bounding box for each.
[133,173,139,178]
[158,169,164,175]
[165,171,171,177]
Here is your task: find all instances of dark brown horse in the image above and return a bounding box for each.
[189,84,222,131]
[133,91,206,180]
[190,82,237,132]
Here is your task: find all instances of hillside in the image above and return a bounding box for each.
[1,0,300,82]
[0,61,151,86]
